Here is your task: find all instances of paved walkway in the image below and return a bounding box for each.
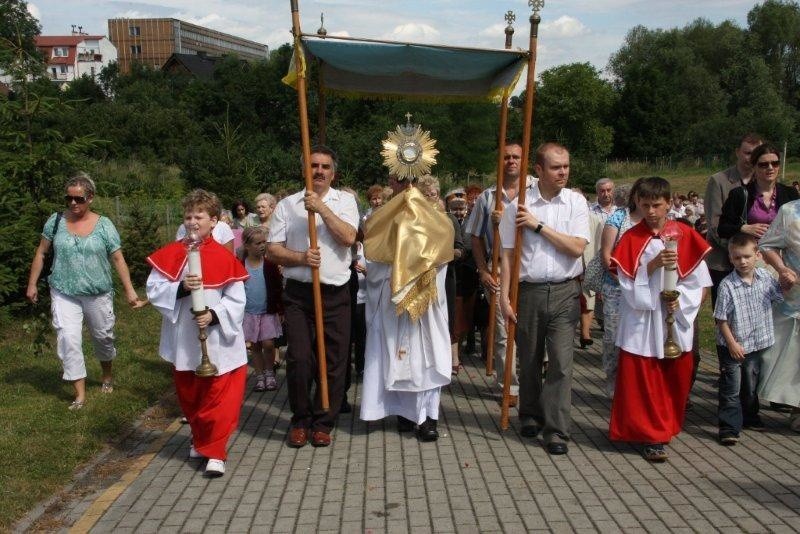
[51,343,800,533]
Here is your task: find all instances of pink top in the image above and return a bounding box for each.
[748,189,778,226]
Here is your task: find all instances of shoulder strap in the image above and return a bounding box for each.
[48,212,63,276]
[51,212,63,251]
[740,186,749,225]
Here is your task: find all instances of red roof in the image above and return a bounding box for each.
[35,35,104,47]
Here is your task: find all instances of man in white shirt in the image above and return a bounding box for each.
[267,145,359,448]
[466,140,530,405]
[500,142,590,455]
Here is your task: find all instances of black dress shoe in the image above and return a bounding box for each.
[340,400,352,414]
[580,338,594,349]
[546,442,568,455]
[417,417,439,441]
[520,423,540,437]
[397,416,415,432]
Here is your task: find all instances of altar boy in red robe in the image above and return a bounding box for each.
[609,177,711,462]
[146,189,249,477]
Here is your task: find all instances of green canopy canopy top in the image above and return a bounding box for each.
[283,34,528,102]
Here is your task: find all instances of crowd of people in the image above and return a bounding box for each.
[26,134,800,476]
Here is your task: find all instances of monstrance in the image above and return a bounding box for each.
[381,113,439,181]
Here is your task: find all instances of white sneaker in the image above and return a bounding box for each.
[189,445,203,459]
[205,458,225,476]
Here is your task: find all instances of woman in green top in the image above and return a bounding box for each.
[26,173,145,410]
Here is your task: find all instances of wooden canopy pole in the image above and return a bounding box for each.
[501,0,544,430]
[290,0,329,410]
[316,13,327,144]
[485,11,516,378]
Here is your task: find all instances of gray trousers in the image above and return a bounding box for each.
[516,279,580,444]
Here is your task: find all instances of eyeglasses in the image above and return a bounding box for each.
[757,160,780,169]
[64,195,88,204]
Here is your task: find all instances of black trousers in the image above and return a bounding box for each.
[283,279,351,432]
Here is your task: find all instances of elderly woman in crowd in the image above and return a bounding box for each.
[599,180,643,398]
[254,193,277,231]
[26,173,144,410]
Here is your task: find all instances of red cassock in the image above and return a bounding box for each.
[174,367,246,460]
[608,221,710,444]
[147,238,249,460]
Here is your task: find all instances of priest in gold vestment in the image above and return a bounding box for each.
[359,174,454,441]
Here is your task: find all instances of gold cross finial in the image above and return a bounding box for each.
[529,0,545,14]
[405,112,413,125]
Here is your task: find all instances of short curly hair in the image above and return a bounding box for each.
[182,189,221,218]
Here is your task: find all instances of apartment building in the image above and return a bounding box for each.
[108,18,268,73]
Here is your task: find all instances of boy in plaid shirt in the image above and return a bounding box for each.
[714,233,783,445]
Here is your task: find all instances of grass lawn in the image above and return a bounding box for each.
[0,290,170,530]
[608,159,800,195]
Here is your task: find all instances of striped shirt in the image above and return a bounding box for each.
[714,267,783,352]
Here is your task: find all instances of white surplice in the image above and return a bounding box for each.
[146,267,247,374]
[360,263,451,424]
[615,239,712,359]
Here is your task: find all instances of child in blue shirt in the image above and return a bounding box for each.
[714,233,783,445]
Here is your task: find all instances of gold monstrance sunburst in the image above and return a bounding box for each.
[381,113,439,181]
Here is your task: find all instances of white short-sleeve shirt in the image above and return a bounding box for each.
[269,188,359,286]
[499,185,590,283]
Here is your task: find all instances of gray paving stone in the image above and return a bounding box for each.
[59,350,800,534]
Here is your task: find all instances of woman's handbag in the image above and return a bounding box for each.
[583,255,604,293]
[583,211,627,293]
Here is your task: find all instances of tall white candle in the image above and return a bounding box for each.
[187,248,206,311]
[663,240,678,291]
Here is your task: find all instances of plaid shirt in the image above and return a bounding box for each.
[714,267,783,352]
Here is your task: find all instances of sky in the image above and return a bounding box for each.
[27,0,758,75]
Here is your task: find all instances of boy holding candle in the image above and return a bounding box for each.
[714,233,783,445]
[146,190,249,476]
[608,177,712,462]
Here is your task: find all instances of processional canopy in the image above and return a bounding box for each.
[283,34,528,103]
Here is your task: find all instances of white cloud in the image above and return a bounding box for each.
[27,2,41,21]
[116,10,158,19]
[384,23,440,43]
[541,16,589,39]
[182,13,223,27]
[478,23,504,39]
[329,31,350,38]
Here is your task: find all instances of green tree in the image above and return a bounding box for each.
[609,23,731,158]
[0,3,100,310]
[533,62,616,187]
[747,0,800,108]
[0,0,41,76]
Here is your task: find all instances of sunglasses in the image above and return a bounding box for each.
[757,160,780,169]
[64,195,88,204]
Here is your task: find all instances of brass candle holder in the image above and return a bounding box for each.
[192,307,218,377]
[660,290,682,359]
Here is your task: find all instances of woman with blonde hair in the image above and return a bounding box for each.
[26,172,145,410]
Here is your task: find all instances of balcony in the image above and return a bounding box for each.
[77,52,102,62]
[48,71,70,81]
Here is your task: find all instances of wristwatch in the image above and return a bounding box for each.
[534,222,544,234]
